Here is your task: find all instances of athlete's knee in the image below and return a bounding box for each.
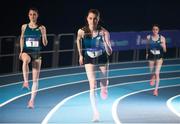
[22,56,30,64]
[22,54,31,63]
[23,60,30,65]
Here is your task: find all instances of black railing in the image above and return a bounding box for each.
[0,32,179,75]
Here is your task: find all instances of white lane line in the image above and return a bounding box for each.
[0,59,148,77]
[0,63,147,87]
[167,95,180,117]
[1,63,180,88]
[0,58,179,77]
[41,77,180,124]
[1,68,180,107]
[112,84,180,124]
[0,66,80,78]
[0,80,87,107]
[41,90,90,124]
[0,71,86,88]
[0,64,149,88]
[1,69,180,107]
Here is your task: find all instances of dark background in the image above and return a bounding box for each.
[0,0,180,36]
[0,0,179,74]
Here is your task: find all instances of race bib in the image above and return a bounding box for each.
[87,49,102,58]
[25,38,39,47]
[150,49,160,55]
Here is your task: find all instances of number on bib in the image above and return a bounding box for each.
[26,39,39,47]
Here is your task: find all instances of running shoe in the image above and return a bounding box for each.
[150,75,155,86]
[153,89,158,96]
[27,100,34,109]
[100,80,109,100]
[22,82,30,90]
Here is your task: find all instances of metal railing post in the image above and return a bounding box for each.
[72,34,78,66]
[52,35,59,68]
[13,36,19,73]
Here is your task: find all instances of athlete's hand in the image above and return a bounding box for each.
[79,55,84,66]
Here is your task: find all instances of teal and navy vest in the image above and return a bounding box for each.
[82,31,105,52]
[23,24,42,52]
[149,35,162,51]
